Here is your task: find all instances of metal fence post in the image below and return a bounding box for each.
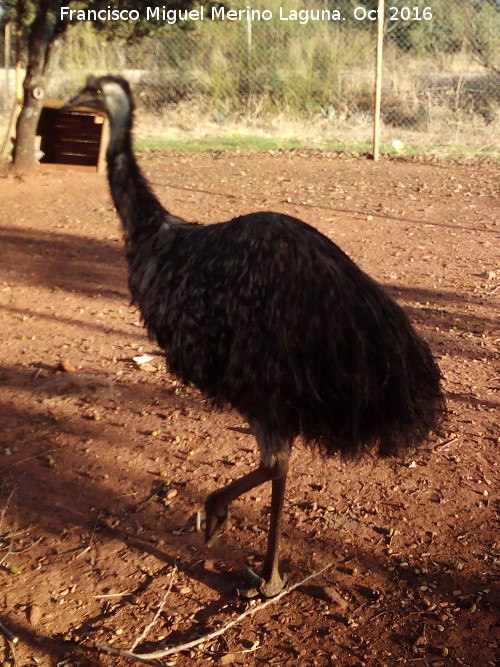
[373,0,385,161]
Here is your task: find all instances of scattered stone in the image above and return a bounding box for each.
[203,559,216,572]
[306,585,349,610]
[57,359,76,373]
[139,362,157,373]
[27,604,41,625]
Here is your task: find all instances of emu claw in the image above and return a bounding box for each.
[239,568,288,599]
[205,508,230,546]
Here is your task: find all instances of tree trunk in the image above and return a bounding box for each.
[12,0,65,173]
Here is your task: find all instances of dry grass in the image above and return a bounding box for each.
[1,33,498,160]
[132,101,499,158]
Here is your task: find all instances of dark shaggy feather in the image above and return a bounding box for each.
[128,212,443,458]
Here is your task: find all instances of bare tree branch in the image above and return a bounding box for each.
[129,565,178,652]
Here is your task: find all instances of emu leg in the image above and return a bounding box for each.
[243,472,288,598]
[205,465,275,546]
[205,452,290,597]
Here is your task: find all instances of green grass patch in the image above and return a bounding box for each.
[135,135,372,153]
[135,135,306,152]
[134,135,498,161]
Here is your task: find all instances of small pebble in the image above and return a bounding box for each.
[203,559,216,572]
[27,604,41,626]
[58,359,76,373]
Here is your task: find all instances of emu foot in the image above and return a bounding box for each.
[239,567,287,599]
[205,505,230,547]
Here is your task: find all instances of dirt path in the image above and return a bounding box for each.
[0,152,498,666]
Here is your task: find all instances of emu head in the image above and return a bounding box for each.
[65,75,134,129]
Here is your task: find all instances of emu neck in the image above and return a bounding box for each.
[106,115,168,241]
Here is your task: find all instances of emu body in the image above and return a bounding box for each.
[67,76,444,597]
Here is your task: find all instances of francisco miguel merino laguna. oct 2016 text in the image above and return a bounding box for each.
[60,5,433,25]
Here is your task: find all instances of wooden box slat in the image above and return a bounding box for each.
[37,103,108,173]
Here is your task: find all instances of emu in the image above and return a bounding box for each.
[66,76,444,598]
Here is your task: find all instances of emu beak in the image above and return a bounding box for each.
[63,92,98,111]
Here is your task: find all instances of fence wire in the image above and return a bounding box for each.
[1,0,499,150]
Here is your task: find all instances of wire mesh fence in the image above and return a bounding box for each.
[1,0,499,151]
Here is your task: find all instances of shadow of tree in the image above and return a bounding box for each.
[0,225,127,300]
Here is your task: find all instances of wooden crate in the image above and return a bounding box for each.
[37,101,109,173]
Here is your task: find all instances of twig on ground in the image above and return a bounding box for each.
[0,444,68,475]
[129,565,178,652]
[432,436,458,452]
[367,610,387,624]
[0,488,19,569]
[8,536,43,555]
[0,620,18,644]
[77,509,103,558]
[94,561,335,664]
[1,528,33,541]
[0,487,16,533]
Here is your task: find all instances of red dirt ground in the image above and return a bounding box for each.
[0,151,498,667]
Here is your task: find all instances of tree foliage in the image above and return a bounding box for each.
[3,0,195,171]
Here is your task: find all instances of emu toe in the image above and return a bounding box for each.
[205,506,230,547]
[239,567,287,599]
